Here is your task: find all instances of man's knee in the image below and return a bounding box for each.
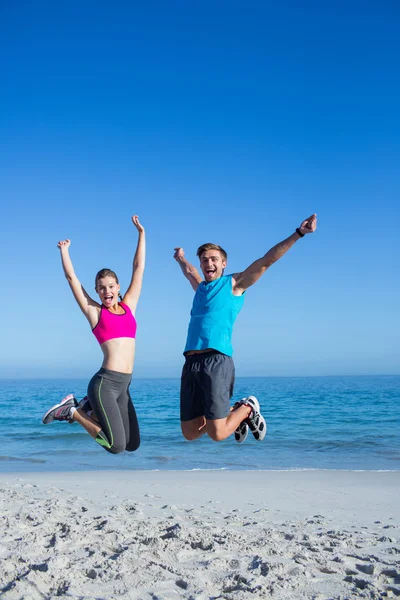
[207,420,228,442]
[207,431,225,442]
[182,429,199,441]
[181,418,205,441]
[181,424,199,441]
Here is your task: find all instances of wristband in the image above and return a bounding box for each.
[296,227,304,238]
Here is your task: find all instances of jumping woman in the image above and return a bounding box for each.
[42,215,145,455]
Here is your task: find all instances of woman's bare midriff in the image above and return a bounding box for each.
[100,338,136,374]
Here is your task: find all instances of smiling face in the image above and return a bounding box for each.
[199,249,227,282]
[95,275,121,308]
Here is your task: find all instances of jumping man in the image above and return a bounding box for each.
[174,214,317,444]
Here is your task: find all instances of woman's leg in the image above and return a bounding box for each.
[42,394,100,437]
[118,386,140,452]
[71,409,102,438]
[87,370,127,454]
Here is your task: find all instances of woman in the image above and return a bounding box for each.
[42,215,145,455]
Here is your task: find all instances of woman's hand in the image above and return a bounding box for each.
[131,215,144,233]
[57,239,71,250]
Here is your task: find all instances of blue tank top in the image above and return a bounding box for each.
[184,274,245,356]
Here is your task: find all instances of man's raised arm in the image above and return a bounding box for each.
[173,247,203,291]
[233,214,317,294]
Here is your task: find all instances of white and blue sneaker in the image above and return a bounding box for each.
[234,396,267,442]
[244,396,267,441]
[233,399,249,443]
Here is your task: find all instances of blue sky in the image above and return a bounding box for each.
[1,1,399,378]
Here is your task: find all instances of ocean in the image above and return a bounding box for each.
[2,376,399,472]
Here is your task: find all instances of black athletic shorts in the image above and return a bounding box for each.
[180,350,235,421]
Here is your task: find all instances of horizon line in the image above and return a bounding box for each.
[0,373,399,381]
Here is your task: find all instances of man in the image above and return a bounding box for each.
[174,214,317,444]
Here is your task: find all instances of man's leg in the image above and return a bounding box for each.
[181,416,207,441]
[180,356,206,441]
[206,404,251,442]
[200,352,246,442]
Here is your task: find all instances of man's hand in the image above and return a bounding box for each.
[174,247,185,261]
[132,215,145,233]
[57,239,71,250]
[298,214,317,235]
[173,247,202,290]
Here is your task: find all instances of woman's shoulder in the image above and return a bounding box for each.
[118,301,133,314]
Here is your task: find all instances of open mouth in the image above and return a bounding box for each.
[104,295,113,301]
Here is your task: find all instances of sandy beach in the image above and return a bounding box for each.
[0,470,399,599]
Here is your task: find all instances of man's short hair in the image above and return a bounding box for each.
[196,243,227,262]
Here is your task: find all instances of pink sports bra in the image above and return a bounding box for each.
[92,302,137,345]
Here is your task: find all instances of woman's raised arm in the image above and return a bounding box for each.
[58,239,99,325]
[122,216,145,314]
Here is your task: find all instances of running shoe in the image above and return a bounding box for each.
[244,396,267,441]
[78,395,91,414]
[42,394,76,424]
[233,400,249,443]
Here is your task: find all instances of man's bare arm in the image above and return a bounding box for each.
[233,214,317,294]
[173,247,203,291]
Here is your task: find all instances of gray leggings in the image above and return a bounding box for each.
[87,368,140,454]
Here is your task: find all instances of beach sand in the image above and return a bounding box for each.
[0,470,399,599]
